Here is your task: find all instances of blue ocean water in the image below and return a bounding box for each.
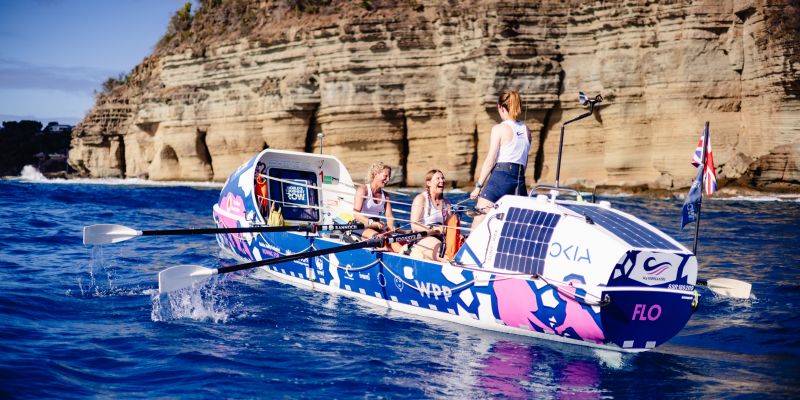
[0,177,798,399]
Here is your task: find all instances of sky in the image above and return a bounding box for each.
[0,0,196,125]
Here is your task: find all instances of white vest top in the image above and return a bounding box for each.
[422,192,449,226]
[496,120,530,167]
[361,187,385,217]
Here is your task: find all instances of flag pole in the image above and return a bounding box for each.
[692,121,710,254]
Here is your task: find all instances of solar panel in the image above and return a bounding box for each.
[562,204,680,250]
[494,207,561,275]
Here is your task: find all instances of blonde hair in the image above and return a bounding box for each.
[498,90,522,121]
[424,169,444,199]
[365,162,390,184]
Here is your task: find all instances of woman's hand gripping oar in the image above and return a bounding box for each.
[82,223,363,245]
[157,231,429,293]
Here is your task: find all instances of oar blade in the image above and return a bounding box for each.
[158,265,216,293]
[83,224,142,245]
[704,278,752,299]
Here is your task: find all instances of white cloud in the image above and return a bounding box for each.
[0,58,118,94]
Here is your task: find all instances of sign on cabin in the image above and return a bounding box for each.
[268,168,319,222]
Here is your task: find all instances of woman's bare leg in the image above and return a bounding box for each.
[409,237,443,261]
[470,197,495,230]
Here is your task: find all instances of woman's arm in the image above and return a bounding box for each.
[384,193,395,230]
[410,194,426,232]
[353,186,368,224]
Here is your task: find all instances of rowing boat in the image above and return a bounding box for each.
[212,147,699,353]
[80,92,751,352]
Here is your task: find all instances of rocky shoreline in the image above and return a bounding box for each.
[67,0,799,192]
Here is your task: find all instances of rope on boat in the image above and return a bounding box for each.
[450,260,611,307]
[258,173,479,229]
[315,176,410,198]
[536,275,610,307]
[259,173,416,208]
[318,256,382,272]
[378,260,514,295]
[250,229,607,306]
[260,195,473,232]
[447,259,609,307]
[260,173,481,226]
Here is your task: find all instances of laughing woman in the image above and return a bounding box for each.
[409,169,451,260]
[353,162,396,240]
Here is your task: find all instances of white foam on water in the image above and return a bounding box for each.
[19,165,47,181]
[713,196,783,202]
[150,279,232,323]
[10,165,223,189]
[592,348,626,369]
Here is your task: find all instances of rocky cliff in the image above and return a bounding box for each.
[69,0,800,191]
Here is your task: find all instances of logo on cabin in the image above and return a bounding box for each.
[643,257,671,276]
[613,251,686,286]
[549,242,592,264]
[285,183,307,203]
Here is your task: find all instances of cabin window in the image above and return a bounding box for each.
[267,168,319,221]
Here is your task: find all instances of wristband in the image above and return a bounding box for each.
[475,183,483,189]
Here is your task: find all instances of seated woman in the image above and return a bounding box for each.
[353,162,398,245]
[409,169,451,261]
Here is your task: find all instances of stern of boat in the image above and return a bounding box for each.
[598,250,698,351]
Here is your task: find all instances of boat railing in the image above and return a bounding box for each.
[254,174,475,232]
[530,184,595,203]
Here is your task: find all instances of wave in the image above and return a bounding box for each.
[712,195,800,202]
[19,165,47,180]
[10,165,224,188]
[9,166,799,201]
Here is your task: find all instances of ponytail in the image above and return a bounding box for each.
[498,90,522,121]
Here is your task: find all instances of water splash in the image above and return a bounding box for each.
[78,246,106,297]
[19,165,47,181]
[151,279,233,323]
[591,348,626,369]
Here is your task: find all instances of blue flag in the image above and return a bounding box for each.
[681,168,703,229]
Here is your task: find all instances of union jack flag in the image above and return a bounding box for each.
[691,126,717,195]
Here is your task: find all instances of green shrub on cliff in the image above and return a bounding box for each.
[101,72,129,93]
[158,2,194,48]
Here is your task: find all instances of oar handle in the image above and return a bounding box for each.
[383,231,428,244]
[313,223,363,233]
[217,237,383,275]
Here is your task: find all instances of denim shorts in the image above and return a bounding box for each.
[479,163,527,203]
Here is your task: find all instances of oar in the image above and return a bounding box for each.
[697,277,752,299]
[158,231,428,293]
[83,223,363,245]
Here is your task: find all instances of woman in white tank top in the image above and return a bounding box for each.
[410,169,451,260]
[353,162,398,246]
[470,90,531,229]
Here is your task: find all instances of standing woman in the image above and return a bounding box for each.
[470,90,530,229]
[353,162,397,240]
[409,169,450,260]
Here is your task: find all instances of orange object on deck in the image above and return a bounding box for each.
[444,213,463,260]
[255,174,268,215]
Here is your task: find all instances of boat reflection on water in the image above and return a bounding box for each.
[476,340,604,399]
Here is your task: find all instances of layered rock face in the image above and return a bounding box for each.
[69,0,800,190]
